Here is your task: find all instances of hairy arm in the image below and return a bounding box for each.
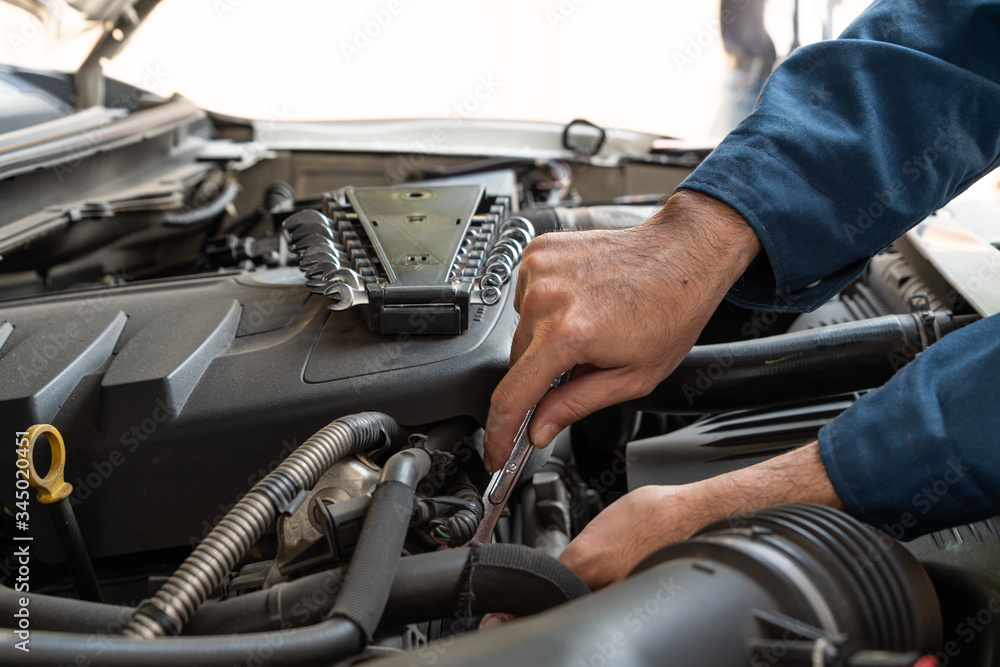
[559,441,843,589]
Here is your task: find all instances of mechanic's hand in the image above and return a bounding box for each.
[558,442,845,590]
[482,190,761,471]
[557,485,713,589]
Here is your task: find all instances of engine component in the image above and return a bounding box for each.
[519,471,573,559]
[329,447,432,645]
[786,283,889,331]
[19,424,102,602]
[1,543,589,637]
[268,454,383,583]
[371,504,941,667]
[0,267,513,563]
[412,495,483,548]
[473,370,571,543]
[904,206,1000,317]
[629,311,966,414]
[124,411,405,639]
[275,493,372,578]
[162,179,239,226]
[903,517,1000,666]
[285,184,524,334]
[627,393,861,489]
[1,445,430,667]
[868,247,948,314]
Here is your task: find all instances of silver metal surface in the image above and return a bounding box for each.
[479,285,501,305]
[499,226,532,248]
[480,272,503,289]
[501,216,536,237]
[471,370,572,544]
[286,189,532,323]
[267,455,383,587]
[324,282,368,310]
[907,204,1000,317]
[347,184,485,286]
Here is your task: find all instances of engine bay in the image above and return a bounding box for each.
[2,96,1000,666]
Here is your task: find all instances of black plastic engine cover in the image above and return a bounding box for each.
[626,394,862,490]
[0,267,514,562]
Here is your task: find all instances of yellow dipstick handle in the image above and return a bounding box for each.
[21,424,74,504]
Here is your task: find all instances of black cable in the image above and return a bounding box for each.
[162,181,239,226]
[47,501,102,603]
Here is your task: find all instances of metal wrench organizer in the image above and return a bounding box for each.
[284,184,533,335]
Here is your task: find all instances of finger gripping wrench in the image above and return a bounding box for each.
[470,371,572,544]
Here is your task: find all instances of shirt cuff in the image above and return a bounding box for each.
[677,143,874,313]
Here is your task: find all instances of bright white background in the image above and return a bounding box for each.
[2,0,872,138]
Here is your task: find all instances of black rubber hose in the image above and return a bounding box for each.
[162,181,239,226]
[328,448,431,640]
[0,584,128,633]
[0,448,430,667]
[232,543,588,633]
[380,542,589,628]
[629,311,963,414]
[1,621,362,667]
[3,544,589,637]
[189,544,588,634]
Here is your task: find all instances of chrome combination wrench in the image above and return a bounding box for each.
[471,370,572,544]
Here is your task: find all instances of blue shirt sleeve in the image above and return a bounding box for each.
[678,0,1000,312]
[675,0,1000,537]
[818,314,1000,539]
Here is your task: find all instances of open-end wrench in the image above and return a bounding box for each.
[471,370,572,544]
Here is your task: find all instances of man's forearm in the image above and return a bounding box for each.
[671,441,845,531]
[559,441,844,589]
[642,189,762,297]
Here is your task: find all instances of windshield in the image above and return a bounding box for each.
[1,0,871,137]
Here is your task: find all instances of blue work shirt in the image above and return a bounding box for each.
[678,0,1000,539]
